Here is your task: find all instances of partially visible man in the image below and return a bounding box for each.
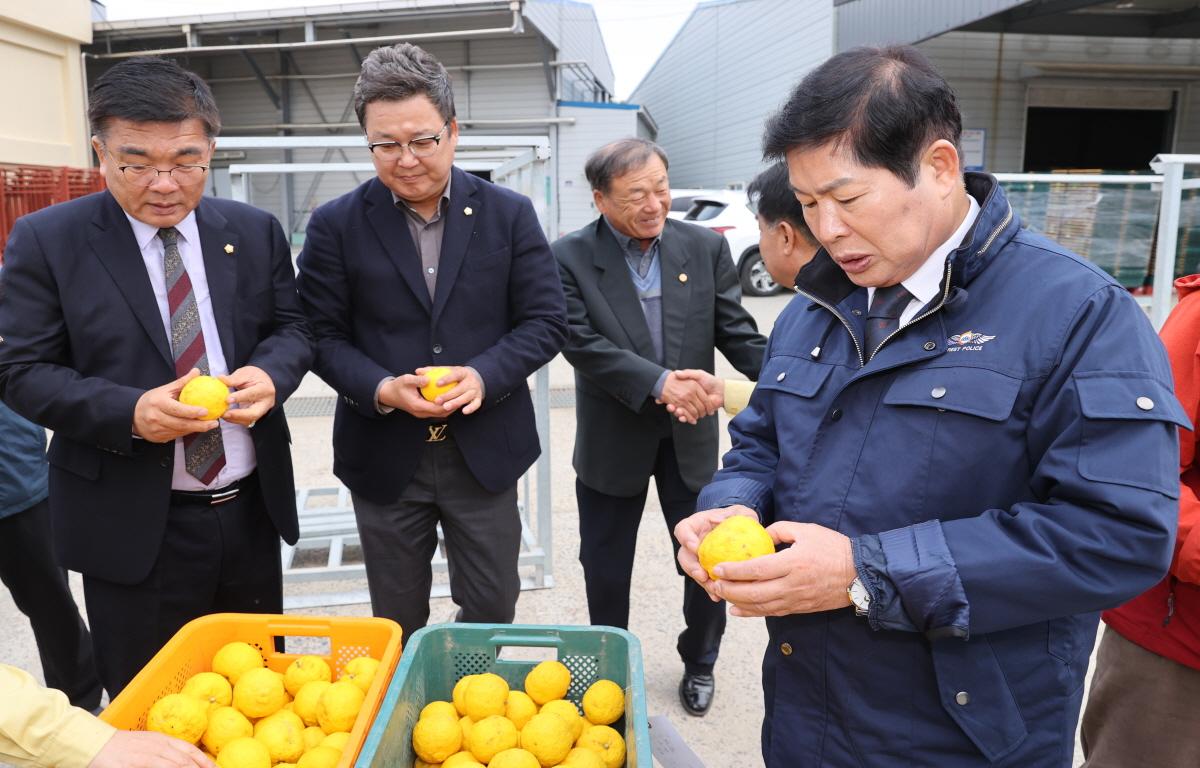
[1,663,215,768]
[675,46,1183,766]
[0,401,101,713]
[554,138,766,716]
[0,57,312,696]
[1080,273,1200,767]
[296,44,566,643]
[746,162,820,289]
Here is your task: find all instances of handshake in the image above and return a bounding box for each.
[656,369,724,425]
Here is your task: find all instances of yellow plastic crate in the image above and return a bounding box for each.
[99,612,402,767]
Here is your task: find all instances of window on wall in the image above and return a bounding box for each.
[1023,106,1172,172]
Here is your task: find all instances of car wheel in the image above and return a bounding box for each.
[739,250,780,297]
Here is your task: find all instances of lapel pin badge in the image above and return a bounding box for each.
[679,272,688,283]
[224,243,235,254]
[464,206,473,216]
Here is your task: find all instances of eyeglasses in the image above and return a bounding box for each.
[367,122,450,160]
[104,149,209,187]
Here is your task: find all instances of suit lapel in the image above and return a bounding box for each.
[364,178,432,313]
[659,221,692,370]
[431,167,479,325]
[88,192,174,370]
[593,220,657,360]
[195,200,238,366]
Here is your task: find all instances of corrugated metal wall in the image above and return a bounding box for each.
[630,0,834,189]
[917,31,1200,171]
[836,0,1027,51]
[555,103,642,234]
[525,0,615,97]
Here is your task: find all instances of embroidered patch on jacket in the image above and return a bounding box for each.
[947,330,995,352]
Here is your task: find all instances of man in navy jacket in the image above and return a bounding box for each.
[675,46,1185,766]
[0,58,311,696]
[296,43,566,642]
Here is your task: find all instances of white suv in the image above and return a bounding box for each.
[682,190,780,296]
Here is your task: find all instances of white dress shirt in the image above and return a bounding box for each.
[867,194,981,325]
[126,211,256,490]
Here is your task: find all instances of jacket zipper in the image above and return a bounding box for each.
[792,287,867,367]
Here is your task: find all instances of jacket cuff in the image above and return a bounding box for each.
[651,370,669,401]
[874,520,970,640]
[696,477,772,516]
[41,707,116,768]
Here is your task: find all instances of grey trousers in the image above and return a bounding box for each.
[350,436,521,644]
[1081,627,1200,768]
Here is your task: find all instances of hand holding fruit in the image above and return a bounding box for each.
[134,369,217,443]
[673,504,760,598]
[711,521,858,618]
[87,730,217,768]
[415,365,484,415]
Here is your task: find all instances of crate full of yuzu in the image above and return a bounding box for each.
[356,623,651,768]
[98,613,403,768]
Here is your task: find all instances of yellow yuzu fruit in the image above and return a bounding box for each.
[317,680,365,733]
[504,691,537,731]
[696,514,775,580]
[452,675,479,716]
[413,714,463,763]
[253,711,305,763]
[319,731,350,751]
[442,751,485,768]
[301,726,326,752]
[339,655,381,693]
[486,748,540,768]
[180,375,230,420]
[561,746,606,768]
[202,706,253,755]
[538,700,582,742]
[216,736,271,768]
[233,667,288,719]
[580,680,623,726]
[523,661,570,706]
[465,715,518,763]
[419,366,456,401]
[292,679,331,727]
[146,693,208,744]
[284,655,332,697]
[464,674,509,721]
[518,712,573,767]
[212,642,265,685]
[182,671,233,712]
[296,745,341,768]
[575,725,624,768]
[421,700,460,721]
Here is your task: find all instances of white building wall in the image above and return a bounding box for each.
[525,0,615,98]
[555,102,644,235]
[917,31,1200,171]
[631,0,833,189]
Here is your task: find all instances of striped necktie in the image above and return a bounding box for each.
[866,283,914,359]
[159,227,226,484]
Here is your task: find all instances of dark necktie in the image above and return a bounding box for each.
[866,283,914,358]
[159,227,226,484]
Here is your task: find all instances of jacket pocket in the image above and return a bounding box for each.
[883,366,1021,421]
[756,356,833,399]
[46,438,101,481]
[1074,372,1190,496]
[931,636,1028,763]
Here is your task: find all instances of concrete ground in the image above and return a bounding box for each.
[0,292,1094,766]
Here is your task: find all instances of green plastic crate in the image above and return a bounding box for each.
[356,623,652,767]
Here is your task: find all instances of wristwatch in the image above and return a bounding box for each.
[848,577,871,617]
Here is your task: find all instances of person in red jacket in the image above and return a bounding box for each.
[1080,274,1200,767]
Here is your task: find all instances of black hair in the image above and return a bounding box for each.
[88,56,221,138]
[747,163,815,243]
[584,138,669,194]
[355,43,456,127]
[762,45,961,187]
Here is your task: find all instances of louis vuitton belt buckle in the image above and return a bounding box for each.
[426,423,449,443]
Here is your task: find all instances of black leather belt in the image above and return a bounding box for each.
[170,472,257,506]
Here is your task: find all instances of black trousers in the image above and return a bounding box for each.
[83,475,282,698]
[0,498,102,709]
[351,436,522,645]
[576,439,726,675]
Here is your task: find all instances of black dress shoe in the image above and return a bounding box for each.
[679,671,715,716]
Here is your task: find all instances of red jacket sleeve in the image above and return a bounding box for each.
[1160,284,1200,583]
